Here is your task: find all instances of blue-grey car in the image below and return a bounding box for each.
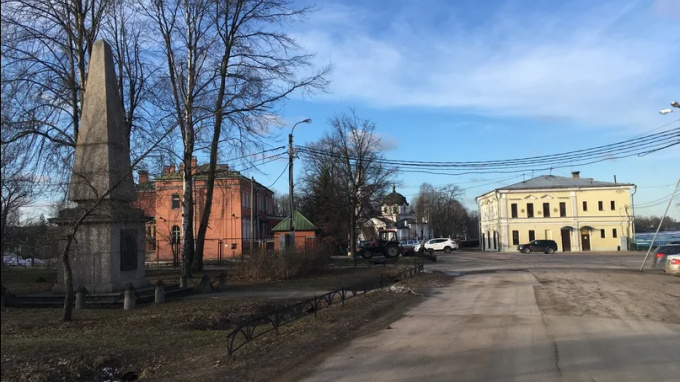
[652,244,680,268]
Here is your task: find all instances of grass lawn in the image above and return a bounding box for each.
[3,256,426,295]
[1,266,450,382]
[1,267,57,295]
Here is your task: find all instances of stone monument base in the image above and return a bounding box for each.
[51,201,151,294]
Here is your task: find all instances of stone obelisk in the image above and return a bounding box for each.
[53,40,149,294]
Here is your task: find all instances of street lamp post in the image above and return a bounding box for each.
[289,118,312,249]
[639,100,680,270]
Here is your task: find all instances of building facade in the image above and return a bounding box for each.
[271,211,319,252]
[476,172,635,252]
[133,158,280,262]
[362,186,430,241]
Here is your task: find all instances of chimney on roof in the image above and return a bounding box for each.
[572,171,580,179]
[191,157,198,174]
[138,170,149,184]
[169,163,176,173]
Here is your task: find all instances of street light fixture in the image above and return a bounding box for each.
[289,118,312,248]
[660,101,680,114]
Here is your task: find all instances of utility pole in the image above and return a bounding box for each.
[250,177,254,255]
[639,176,680,271]
[288,118,312,250]
[289,133,295,248]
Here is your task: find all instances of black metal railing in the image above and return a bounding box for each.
[225,264,424,355]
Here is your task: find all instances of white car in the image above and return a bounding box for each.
[665,254,680,276]
[416,238,459,253]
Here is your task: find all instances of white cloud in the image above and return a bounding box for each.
[295,1,680,130]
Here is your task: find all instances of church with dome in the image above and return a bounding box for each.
[360,186,430,242]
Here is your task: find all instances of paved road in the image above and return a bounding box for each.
[300,261,679,382]
[428,250,648,273]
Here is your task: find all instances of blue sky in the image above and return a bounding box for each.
[240,0,680,219]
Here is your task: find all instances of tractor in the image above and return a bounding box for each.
[359,229,400,259]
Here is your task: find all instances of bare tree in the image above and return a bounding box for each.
[298,161,350,252]
[1,80,41,250]
[414,183,469,238]
[273,193,290,217]
[1,0,164,193]
[300,111,395,257]
[191,0,329,271]
[0,143,37,248]
[147,0,219,279]
[1,0,108,151]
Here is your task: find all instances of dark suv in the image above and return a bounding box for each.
[518,240,558,254]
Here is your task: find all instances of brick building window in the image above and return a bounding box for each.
[529,230,536,241]
[527,203,534,218]
[512,230,519,245]
[511,203,518,218]
[612,228,618,238]
[600,229,605,238]
[598,201,603,211]
[171,225,181,244]
[559,202,566,217]
[171,194,180,209]
[610,201,616,210]
[543,203,550,218]
[583,201,588,211]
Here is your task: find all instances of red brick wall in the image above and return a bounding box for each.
[138,170,276,261]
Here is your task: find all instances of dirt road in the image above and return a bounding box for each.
[299,270,680,382]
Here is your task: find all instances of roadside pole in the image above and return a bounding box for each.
[250,177,255,256]
[639,176,680,271]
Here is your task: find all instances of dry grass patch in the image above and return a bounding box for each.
[1,272,452,382]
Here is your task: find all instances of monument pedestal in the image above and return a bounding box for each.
[52,201,150,294]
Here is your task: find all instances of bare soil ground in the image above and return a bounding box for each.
[531,269,680,324]
[1,269,452,382]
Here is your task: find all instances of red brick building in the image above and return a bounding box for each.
[272,211,319,252]
[133,159,282,262]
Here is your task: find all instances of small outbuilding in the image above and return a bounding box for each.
[272,211,319,251]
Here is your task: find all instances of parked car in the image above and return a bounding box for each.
[399,239,419,256]
[517,240,558,254]
[665,254,680,276]
[416,238,459,253]
[653,244,680,268]
[2,253,47,266]
[399,239,419,249]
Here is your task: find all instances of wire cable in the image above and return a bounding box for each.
[295,126,680,176]
[267,163,289,188]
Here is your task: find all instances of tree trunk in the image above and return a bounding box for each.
[181,154,194,279]
[61,235,75,321]
[193,49,230,272]
[349,198,357,261]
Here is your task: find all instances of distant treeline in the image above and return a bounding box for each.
[634,216,679,233]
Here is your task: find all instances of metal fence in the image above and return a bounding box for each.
[633,239,677,251]
[225,264,424,355]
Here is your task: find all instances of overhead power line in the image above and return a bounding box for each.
[268,163,289,188]
[296,126,680,176]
